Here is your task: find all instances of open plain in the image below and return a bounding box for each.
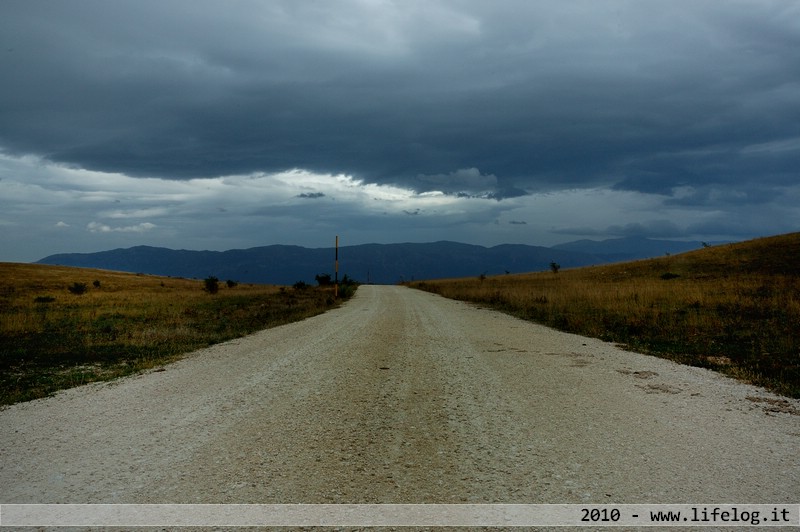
[1,285,798,527]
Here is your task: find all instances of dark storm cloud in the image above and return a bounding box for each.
[1,0,799,251]
[1,4,794,171]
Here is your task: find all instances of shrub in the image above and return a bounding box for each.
[341,274,358,286]
[68,282,88,295]
[338,283,357,299]
[315,273,332,286]
[203,276,220,294]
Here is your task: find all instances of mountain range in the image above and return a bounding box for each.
[36,237,718,285]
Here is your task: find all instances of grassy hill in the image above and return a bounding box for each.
[408,233,800,397]
[0,264,352,405]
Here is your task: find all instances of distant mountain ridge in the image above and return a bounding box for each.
[37,238,714,285]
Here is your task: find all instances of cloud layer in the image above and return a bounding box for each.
[1,0,798,261]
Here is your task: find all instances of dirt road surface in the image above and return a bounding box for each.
[2,285,798,525]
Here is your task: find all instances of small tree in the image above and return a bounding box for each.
[315,273,332,286]
[204,276,220,294]
[549,261,561,274]
[226,279,238,288]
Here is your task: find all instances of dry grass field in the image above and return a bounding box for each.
[408,233,800,397]
[0,264,352,405]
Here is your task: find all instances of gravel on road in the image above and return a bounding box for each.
[2,285,797,516]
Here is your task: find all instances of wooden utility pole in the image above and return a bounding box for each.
[334,235,339,298]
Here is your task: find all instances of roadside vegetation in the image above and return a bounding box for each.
[0,264,356,406]
[408,233,799,398]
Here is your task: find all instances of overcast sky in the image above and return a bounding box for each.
[2,0,799,262]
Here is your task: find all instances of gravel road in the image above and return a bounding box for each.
[1,285,798,522]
